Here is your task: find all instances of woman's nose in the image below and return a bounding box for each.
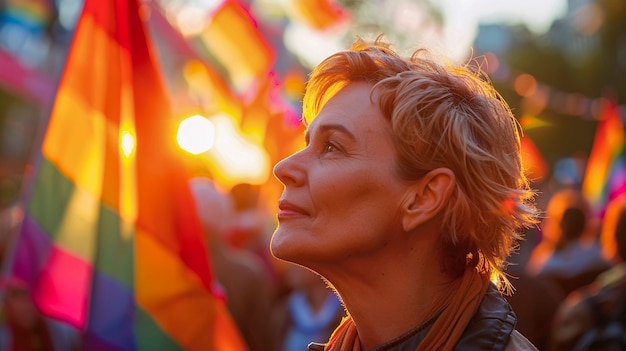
[273,151,305,186]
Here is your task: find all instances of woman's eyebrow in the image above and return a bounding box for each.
[305,123,357,144]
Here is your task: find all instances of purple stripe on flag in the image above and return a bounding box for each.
[83,332,129,351]
[85,271,136,351]
[12,215,53,287]
[13,215,91,328]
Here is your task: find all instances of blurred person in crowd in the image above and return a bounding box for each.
[229,183,280,283]
[527,188,599,273]
[0,201,22,270]
[271,264,345,351]
[228,183,264,250]
[189,178,275,351]
[0,277,80,351]
[528,189,611,296]
[270,36,540,350]
[505,229,564,350]
[548,195,626,350]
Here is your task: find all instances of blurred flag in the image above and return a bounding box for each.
[9,0,247,350]
[0,48,54,107]
[582,101,625,217]
[200,0,275,90]
[0,0,54,66]
[262,102,306,214]
[240,73,279,144]
[0,0,53,34]
[148,3,241,120]
[290,0,349,30]
[520,135,548,182]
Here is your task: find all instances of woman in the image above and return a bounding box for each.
[270,37,539,351]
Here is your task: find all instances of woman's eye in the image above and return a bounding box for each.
[323,141,338,153]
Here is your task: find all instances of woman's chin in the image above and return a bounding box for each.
[269,231,292,260]
[270,238,305,266]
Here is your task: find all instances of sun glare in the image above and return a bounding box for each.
[207,114,270,186]
[120,131,135,158]
[177,115,216,154]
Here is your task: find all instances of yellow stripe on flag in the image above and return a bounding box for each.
[42,86,107,202]
[136,228,247,350]
[53,185,99,261]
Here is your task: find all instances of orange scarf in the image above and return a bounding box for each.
[324,268,490,351]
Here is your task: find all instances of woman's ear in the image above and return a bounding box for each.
[402,168,455,232]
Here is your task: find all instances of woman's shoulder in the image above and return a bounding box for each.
[504,330,538,351]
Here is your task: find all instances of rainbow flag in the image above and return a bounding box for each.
[9,0,247,350]
[0,0,53,34]
[582,101,625,217]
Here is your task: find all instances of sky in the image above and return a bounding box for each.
[283,0,570,68]
[437,0,569,60]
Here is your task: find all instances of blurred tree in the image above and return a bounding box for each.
[592,0,626,101]
[487,0,626,174]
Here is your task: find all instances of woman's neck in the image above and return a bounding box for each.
[317,247,456,349]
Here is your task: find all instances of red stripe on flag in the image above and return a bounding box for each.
[33,246,91,328]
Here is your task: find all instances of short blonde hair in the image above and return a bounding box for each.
[303,37,539,292]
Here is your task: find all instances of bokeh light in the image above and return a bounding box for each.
[177,114,216,155]
[513,73,537,97]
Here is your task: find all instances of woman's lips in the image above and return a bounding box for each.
[277,199,309,219]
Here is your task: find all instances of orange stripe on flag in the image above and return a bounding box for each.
[136,228,247,350]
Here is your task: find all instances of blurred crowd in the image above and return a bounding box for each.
[1,176,626,351]
[505,184,626,351]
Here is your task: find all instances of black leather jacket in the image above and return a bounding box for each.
[454,284,517,351]
[308,284,521,351]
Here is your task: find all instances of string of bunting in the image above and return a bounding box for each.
[480,52,626,122]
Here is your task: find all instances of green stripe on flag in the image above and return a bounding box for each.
[30,158,98,261]
[28,158,73,239]
[135,308,184,351]
[95,204,134,288]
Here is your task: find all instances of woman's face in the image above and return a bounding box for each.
[271,83,412,268]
